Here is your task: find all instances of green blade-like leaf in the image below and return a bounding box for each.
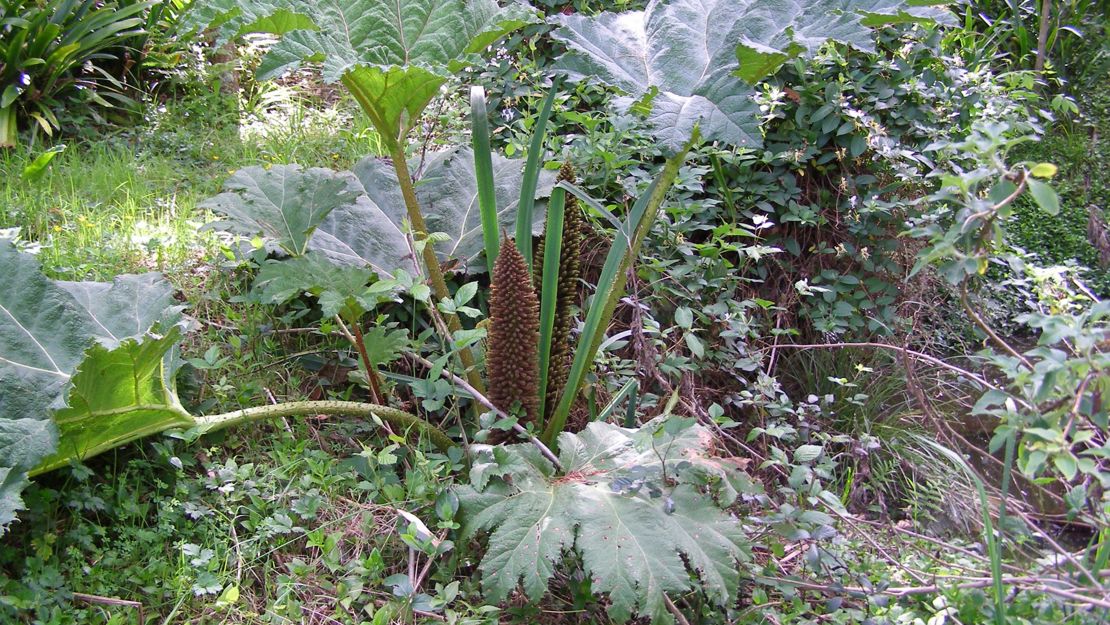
[536,188,566,430]
[21,144,66,183]
[515,84,560,269]
[542,177,662,444]
[459,418,755,623]
[202,165,365,256]
[550,0,954,154]
[471,85,500,273]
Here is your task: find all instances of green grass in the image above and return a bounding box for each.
[0,91,384,280]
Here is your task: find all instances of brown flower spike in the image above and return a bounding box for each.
[487,238,540,436]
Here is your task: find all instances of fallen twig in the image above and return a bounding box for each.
[71,593,144,624]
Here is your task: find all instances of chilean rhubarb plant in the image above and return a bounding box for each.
[0,241,449,532]
[188,0,538,393]
[457,415,759,623]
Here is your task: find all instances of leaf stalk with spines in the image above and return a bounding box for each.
[191,400,454,451]
[388,143,486,396]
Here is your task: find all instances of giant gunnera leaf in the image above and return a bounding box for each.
[457,417,759,623]
[204,147,556,275]
[0,243,186,531]
[189,0,535,149]
[201,165,368,257]
[550,0,954,154]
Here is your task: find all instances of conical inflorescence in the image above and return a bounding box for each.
[534,162,586,422]
[487,238,540,436]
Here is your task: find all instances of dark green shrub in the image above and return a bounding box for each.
[1010,90,1110,295]
[0,0,154,147]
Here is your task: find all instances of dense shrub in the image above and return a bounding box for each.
[1009,90,1110,295]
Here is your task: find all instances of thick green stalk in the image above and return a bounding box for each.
[0,105,17,149]
[516,85,560,270]
[536,187,567,431]
[341,72,484,396]
[471,86,500,273]
[194,400,454,451]
[541,137,694,445]
[388,144,486,396]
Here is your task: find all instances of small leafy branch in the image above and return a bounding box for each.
[910,121,1109,530]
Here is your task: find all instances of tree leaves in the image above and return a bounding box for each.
[1027,178,1060,216]
[252,252,393,320]
[0,243,184,532]
[458,418,758,623]
[550,0,954,154]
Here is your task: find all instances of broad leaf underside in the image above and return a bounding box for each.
[458,419,758,624]
[551,0,954,153]
[189,0,534,145]
[205,148,556,275]
[0,243,185,531]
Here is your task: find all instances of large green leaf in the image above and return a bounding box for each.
[32,331,192,475]
[57,274,180,344]
[189,0,535,147]
[550,0,953,154]
[0,243,185,531]
[207,148,555,275]
[458,417,758,623]
[361,147,556,273]
[201,165,366,257]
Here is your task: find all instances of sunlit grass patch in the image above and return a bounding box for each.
[0,91,385,281]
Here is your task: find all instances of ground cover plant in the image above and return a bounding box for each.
[0,0,1108,623]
